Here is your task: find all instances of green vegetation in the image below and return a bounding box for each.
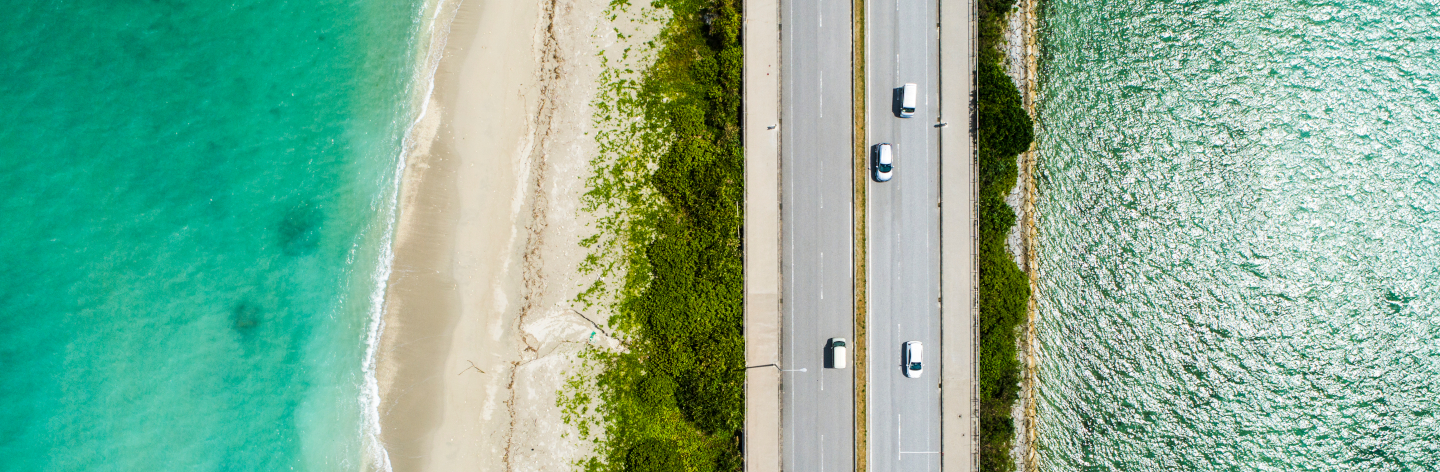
[976,0,1035,471]
[565,1,744,471]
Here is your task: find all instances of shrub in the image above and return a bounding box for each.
[978,60,1033,200]
[974,0,1034,470]
[570,1,746,471]
[626,439,683,472]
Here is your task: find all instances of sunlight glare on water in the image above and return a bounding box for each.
[1035,0,1440,469]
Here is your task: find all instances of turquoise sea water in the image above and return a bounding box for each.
[1,1,424,469]
[1036,0,1440,470]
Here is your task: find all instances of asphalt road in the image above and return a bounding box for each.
[779,0,855,470]
[865,0,943,470]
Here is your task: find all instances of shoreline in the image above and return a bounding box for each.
[361,1,459,469]
[1004,0,1043,470]
[371,0,626,470]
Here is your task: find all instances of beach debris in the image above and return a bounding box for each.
[459,360,486,375]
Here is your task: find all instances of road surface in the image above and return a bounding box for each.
[866,0,944,471]
[779,0,856,470]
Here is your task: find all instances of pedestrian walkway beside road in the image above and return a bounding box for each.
[742,0,782,471]
[939,0,978,470]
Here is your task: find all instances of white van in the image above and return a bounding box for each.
[903,341,923,378]
[829,338,848,369]
[899,83,917,118]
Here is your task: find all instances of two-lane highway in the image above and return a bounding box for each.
[779,0,855,471]
[866,0,943,471]
[773,0,970,470]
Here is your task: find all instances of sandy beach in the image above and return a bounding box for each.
[372,0,635,470]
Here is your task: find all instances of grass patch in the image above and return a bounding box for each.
[564,1,744,471]
[976,0,1035,471]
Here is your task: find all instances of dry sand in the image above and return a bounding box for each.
[372,0,639,470]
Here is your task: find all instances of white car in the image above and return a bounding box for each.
[872,143,893,182]
[828,338,848,369]
[903,341,923,378]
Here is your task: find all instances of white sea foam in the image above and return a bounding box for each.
[358,0,461,470]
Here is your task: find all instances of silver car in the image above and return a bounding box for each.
[872,143,894,182]
[903,341,923,378]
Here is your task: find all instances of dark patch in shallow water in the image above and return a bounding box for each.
[278,203,322,256]
[232,301,261,333]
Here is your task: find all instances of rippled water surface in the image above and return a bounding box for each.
[1035,0,1440,469]
[0,1,422,468]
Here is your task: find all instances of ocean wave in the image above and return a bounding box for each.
[359,0,461,470]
